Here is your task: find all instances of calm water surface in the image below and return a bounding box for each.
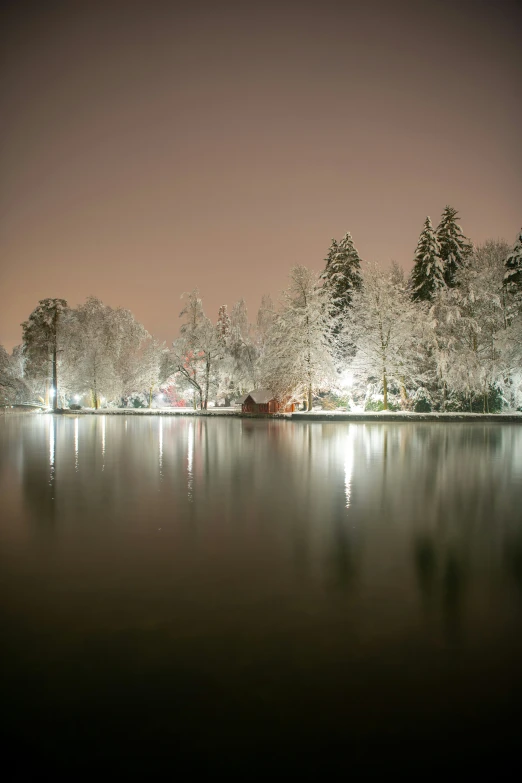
[1,415,521,772]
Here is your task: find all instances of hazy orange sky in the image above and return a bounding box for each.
[1,0,521,351]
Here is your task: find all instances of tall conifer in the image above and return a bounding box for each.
[322,232,363,318]
[504,228,522,295]
[435,205,472,287]
[411,217,445,302]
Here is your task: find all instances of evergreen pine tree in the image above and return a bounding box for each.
[410,216,445,302]
[22,298,68,410]
[321,232,363,318]
[435,205,473,287]
[323,238,338,275]
[503,228,522,298]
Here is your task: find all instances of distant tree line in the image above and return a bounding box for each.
[1,207,521,412]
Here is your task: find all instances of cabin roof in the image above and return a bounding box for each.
[244,388,275,404]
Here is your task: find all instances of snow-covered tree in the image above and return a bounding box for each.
[321,232,363,367]
[172,291,206,409]
[322,231,363,326]
[500,313,522,410]
[411,216,445,302]
[256,294,275,352]
[216,304,231,346]
[63,297,149,408]
[172,290,223,409]
[223,292,275,401]
[261,266,335,410]
[122,337,168,407]
[499,232,522,408]
[22,298,68,409]
[323,237,338,272]
[347,262,430,410]
[428,240,512,411]
[435,205,473,287]
[227,298,258,392]
[0,345,30,405]
[230,299,249,343]
[504,228,522,315]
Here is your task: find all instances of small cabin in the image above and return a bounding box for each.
[241,388,296,414]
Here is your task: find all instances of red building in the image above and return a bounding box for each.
[241,388,296,414]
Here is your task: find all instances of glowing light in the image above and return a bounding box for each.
[159,417,163,472]
[101,416,106,463]
[344,432,354,508]
[49,419,55,468]
[340,371,354,389]
[187,421,194,501]
[74,394,81,402]
[49,388,56,398]
[74,417,79,471]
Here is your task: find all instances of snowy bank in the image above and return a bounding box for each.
[49,408,522,422]
[292,411,522,422]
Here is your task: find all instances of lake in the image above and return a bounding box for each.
[1,415,521,773]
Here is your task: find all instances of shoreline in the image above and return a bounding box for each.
[7,407,520,422]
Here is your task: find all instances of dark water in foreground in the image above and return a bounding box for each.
[1,415,521,773]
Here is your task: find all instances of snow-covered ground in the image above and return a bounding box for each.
[54,407,241,416]
[293,410,522,421]
[48,407,522,421]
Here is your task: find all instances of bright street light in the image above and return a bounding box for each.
[340,371,354,389]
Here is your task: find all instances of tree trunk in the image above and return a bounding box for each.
[307,384,313,413]
[52,345,58,411]
[148,387,153,408]
[382,372,388,411]
[44,378,50,408]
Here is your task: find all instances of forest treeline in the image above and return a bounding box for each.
[1,206,521,413]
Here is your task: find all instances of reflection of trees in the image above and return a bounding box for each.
[403,423,520,641]
[505,533,522,596]
[9,416,521,627]
[342,421,518,641]
[414,535,467,640]
[414,536,437,609]
[443,549,467,639]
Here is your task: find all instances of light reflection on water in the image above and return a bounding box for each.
[1,415,521,769]
[74,416,79,472]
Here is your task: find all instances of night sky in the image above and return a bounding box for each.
[1,0,521,351]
